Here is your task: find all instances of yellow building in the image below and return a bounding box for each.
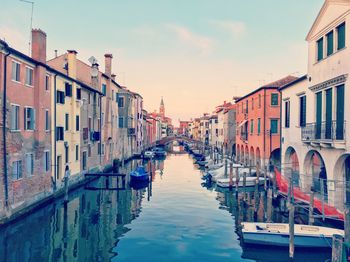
[50,50,81,184]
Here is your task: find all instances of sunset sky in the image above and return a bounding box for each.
[0,0,323,125]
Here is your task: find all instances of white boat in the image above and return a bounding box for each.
[241,222,344,248]
[216,177,266,188]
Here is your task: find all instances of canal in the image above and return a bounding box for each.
[0,148,333,262]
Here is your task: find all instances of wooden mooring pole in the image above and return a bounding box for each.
[235,166,239,192]
[229,161,233,190]
[289,204,295,259]
[331,234,344,262]
[243,172,247,201]
[309,187,315,225]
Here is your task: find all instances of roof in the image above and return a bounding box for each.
[306,0,350,41]
[278,75,308,91]
[236,75,298,103]
[2,42,103,95]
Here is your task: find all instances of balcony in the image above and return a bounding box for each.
[301,121,346,146]
[240,132,248,142]
[128,128,136,136]
[90,131,100,141]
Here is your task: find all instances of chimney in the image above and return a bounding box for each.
[111,74,116,81]
[67,50,78,78]
[104,53,113,77]
[31,29,47,62]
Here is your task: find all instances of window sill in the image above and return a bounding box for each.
[11,79,21,84]
[24,129,35,132]
[10,129,21,132]
[25,84,34,88]
[314,46,346,65]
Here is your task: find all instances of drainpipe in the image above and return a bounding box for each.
[99,95,102,166]
[279,90,282,171]
[2,44,11,207]
[53,74,57,188]
[263,89,266,168]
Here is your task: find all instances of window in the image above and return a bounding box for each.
[112,90,114,100]
[75,145,79,161]
[12,61,20,82]
[285,100,290,128]
[251,98,254,110]
[25,67,34,86]
[11,104,20,131]
[337,22,346,50]
[65,146,69,164]
[299,96,306,127]
[82,151,87,171]
[258,94,261,108]
[65,83,72,97]
[118,96,125,107]
[98,143,101,155]
[101,113,104,127]
[76,115,80,131]
[24,107,35,130]
[57,91,65,104]
[45,75,50,91]
[45,110,50,131]
[56,126,64,141]
[26,153,34,176]
[12,160,22,180]
[76,88,81,100]
[250,120,254,134]
[88,93,91,104]
[119,117,124,128]
[44,151,50,172]
[102,84,106,95]
[270,119,278,134]
[257,118,261,135]
[88,144,92,157]
[101,144,105,155]
[245,100,248,113]
[271,93,279,106]
[317,37,324,61]
[65,114,69,131]
[327,31,334,56]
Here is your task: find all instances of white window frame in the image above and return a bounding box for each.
[75,144,79,161]
[26,152,34,176]
[25,66,34,87]
[45,109,50,131]
[44,150,50,172]
[12,160,23,180]
[10,103,20,131]
[45,74,50,91]
[24,106,35,131]
[11,60,21,83]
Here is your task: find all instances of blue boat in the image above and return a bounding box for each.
[130,166,149,182]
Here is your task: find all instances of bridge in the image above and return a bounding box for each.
[156,136,202,146]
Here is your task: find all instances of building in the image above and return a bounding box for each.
[0,29,52,213]
[281,0,350,209]
[178,120,190,136]
[223,103,237,157]
[208,115,218,148]
[235,76,297,168]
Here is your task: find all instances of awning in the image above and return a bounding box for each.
[237,120,248,129]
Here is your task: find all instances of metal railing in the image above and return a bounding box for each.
[301,120,346,142]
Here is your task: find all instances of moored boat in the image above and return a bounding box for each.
[130,166,149,182]
[216,177,266,188]
[241,222,344,248]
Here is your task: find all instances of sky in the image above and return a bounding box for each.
[0,0,324,126]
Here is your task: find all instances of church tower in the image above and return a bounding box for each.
[160,96,165,118]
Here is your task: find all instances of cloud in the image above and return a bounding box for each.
[166,24,214,55]
[210,20,247,37]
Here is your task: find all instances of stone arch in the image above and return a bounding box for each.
[245,145,249,166]
[241,145,244,164]
[236,145,240,163]
[269,148,281,168]
[303,150,327,196]
[284,146,300,187]
[333,154,350,208]
[250,146,255,167]
[256,147,261,169]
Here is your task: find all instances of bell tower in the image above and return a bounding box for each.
[160,96,165,118]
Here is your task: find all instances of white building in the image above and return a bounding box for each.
[281,0,350,210]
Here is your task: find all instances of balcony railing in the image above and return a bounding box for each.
[240,132,248,141]
[301,120,346,142]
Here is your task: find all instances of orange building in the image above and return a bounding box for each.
[235,76,297,169]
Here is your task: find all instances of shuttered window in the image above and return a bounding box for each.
[317,37,324,61]
[285,100,290,128]
[271,93,279,106]
[11,104,20,130]
[257,118,261,135]
[326,31,334,56]
[24,107,35,130]
[337,22,346,50]
[299,96,306,127]
[270,119,278,134]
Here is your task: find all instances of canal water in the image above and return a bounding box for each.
[0,147,332,262]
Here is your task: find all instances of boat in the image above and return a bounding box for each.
[143,150,155,159]
[241,222,344,248]
[216,176,266,188]
[130,166,149,182]
[152,147,166,157]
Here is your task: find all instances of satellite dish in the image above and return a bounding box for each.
[88,56,98,65]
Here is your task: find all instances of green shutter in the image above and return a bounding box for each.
[325,89,332,139]
[327,31,334,56]
[337,23,346,50]
[317,38,324,61]
[257,119,261,134]
[336,85,345,140]
[316,92,322,139]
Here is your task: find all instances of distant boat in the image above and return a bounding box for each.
[216,177,266,188]
[241,222,344,248]
[130,166,149,183]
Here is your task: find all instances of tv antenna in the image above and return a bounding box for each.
[20,0,34,55]
[88,56,99,77]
